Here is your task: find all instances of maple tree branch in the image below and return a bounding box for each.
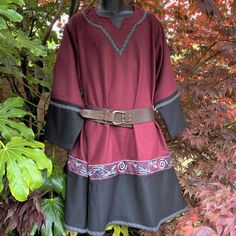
[6,77,24,99]
[42,0,65,46]
[191,50,223,73]
[69,0,81,18]
[213,75,232,87]
[40,1,58,24]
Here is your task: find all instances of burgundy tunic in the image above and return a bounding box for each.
[45,5,188,235]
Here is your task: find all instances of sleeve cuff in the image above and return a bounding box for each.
[44,98,84,150]
[154,91,187,138]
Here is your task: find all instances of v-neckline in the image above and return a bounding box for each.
[81,6,147,56]
[93,5,137,29]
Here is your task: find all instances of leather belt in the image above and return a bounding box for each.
[79,105,156,127]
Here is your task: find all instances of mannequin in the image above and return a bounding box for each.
[95,0,134,28]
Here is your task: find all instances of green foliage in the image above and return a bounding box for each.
[106,225,129,236]
[31,197,66,236]
[0,0,47,79]
[0,29,23,77]
[0,136,52,202]
[0,96,34,140]
[0,0,70,235]
[0,0,25,5]
[0,95,55,234]
[41,155,66,199]
[0,0,25,27]
[0,30,19,63]
[28,154,66,235]
[0,96,52,203]
[15,30,47,57]
[0,7,23,23]
[0,28,47,70]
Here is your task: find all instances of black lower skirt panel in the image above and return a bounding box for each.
[64,166,188,235]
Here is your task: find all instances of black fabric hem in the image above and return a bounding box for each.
[44,133,76,151]
[64,206,189,236]
[64,167,188,234]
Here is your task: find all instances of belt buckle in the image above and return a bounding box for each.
[111,110,127,125]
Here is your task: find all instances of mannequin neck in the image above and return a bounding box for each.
[96,0,134,17]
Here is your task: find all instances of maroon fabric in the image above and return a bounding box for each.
[49,6,180,166]
[45,6,189,234]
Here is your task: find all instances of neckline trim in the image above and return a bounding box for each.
[81,9,147,56]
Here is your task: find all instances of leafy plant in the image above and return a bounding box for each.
[0,0,25,28]
[0,96,52,202]
[0,96,34,140]
[0,96,68,236]
[0,136,52,202]
[39,197,65,236]
[106,225,129,236]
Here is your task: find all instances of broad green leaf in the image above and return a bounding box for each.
[0,44,18,63]
[0,0,25,5]
[113,225,122,236]
[27,74,51,90]
[0,96,35,140]
[40,197,66,236]
[41,158,66,198]
[47,39,57,50]
[0,7,23,22]
[120,225,129,236]
[0,16,6,29]
[0,29,16,42]
[0,29,18,50]
[0,65,24,78]
[105,225,129,236]
[106,225,114,231]
[16,30,47,57]
[0,136,52,201]
[0,30,19,64]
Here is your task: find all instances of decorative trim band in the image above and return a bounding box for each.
[82,10,148,56]
[67,155,173,180]
[154,91,179,109]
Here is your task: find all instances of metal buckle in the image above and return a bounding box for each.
[111,110,127,125]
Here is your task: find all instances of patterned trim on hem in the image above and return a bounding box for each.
[67,155,173,180]
[82,11,147,56]
[64,206,189,236]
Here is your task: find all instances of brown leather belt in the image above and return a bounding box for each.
[79,105,156,127]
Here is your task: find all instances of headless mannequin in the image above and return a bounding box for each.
[95,0,134,28]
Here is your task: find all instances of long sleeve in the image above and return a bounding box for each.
[44,16,84,150]
[153,21,187,138]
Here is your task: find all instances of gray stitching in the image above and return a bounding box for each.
[64,206,189,236]
[82,11,147,56]
[155,93,179,109]
[49,100,81,113]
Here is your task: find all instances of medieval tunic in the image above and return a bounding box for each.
[44,5,189,235]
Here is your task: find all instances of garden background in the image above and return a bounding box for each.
[0,0,235,235]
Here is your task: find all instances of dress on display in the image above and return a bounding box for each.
[44,5,189,236]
